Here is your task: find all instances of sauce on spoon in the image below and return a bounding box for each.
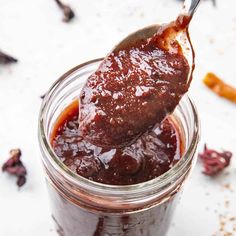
[79,15,194,148]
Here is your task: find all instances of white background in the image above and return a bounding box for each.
[0,0,236,235]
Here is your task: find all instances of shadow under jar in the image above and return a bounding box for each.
[38,58,200,236]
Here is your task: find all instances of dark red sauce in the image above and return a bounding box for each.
[79,15,192,148]
[51,100,183,185]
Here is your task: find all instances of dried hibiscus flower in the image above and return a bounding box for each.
[54,0,75,23]
[2,149,27,187]
[203,73,236,103]
[198,144,232,176]
[0,50,18,64]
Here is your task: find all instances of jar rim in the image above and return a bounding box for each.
[38,58,200,197]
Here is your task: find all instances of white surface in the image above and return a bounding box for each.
[0,0,236,235]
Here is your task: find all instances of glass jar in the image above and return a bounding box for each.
[38,58,200,236]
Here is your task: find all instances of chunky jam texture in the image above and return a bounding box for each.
[79,16,191,148]
[52,16,192,185]
[51,101,182,185]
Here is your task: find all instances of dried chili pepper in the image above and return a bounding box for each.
[0,50,18,64]
[203,73,236,103]
[198,144,232,176]
[54,0,75,23]
[2,149,27,187]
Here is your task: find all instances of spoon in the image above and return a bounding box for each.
[79,0,201,148]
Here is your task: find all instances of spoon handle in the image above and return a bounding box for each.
[183,0,201,17]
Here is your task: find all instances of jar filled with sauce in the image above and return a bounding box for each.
[38,59,200,236]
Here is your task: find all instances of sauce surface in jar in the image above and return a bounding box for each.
[51,100,183,185]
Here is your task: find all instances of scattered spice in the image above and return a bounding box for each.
[40,93,46,99]
[52,215,64,236]
[224,200,230,208]
[214,214,236,236]
[2,149,27,187]
[208,37,215,44]
[198,144,232,176]
[222,183,234,193]
[224,183,231,189]
[0,50,18,64]
[203,72,236,103]
[54,0,75,23]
